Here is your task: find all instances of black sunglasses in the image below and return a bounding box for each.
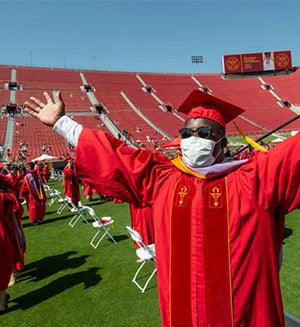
[179,126,212,139]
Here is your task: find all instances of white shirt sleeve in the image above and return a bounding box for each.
[53,115,83,147]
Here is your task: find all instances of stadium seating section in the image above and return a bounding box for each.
[0,64,299,161]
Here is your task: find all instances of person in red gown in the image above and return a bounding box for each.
[25,90,300,327]
[82,180,97,201]
[34,161,43,179]
[20,162,47,225]
[0,174,25,314]
[42,163,50,183]
[82,180,92,200]
[63,159,81,207]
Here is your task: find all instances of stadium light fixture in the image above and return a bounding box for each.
[191,55,203,73]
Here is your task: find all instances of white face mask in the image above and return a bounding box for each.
[180,136,223,168]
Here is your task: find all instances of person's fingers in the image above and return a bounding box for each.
[56,91,64,107]
[24,100,37,111]
[43,92,54,104]
[25,99,43,113]
[56,91,61,100]
[23,107,39,118]
[28,96,41,106]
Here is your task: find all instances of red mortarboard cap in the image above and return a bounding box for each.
[178,89,245,129]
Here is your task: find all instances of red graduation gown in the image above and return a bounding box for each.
[20,171,46,222]
[129,204,155,246]
[75,129,300,327]
[63,166,81,205]
[42,164,50,183]
[0,192,25,289]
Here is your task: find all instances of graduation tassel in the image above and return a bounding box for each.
[233,121,268,153]
[231,114,300,158]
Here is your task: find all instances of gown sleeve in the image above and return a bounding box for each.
[74,128,172,207]
[239,131,300,214]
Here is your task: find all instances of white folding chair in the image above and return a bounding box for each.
[50,168,63,180]
[50,189,88,226]
[85,206,117,248]
[54,190,69,214]
[68,203,89,227]
[46,188,61,207]
[44,185,56,205]
[44,184,51,195]
[126,226,156,293]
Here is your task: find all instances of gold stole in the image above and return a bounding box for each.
[169,169,233,326]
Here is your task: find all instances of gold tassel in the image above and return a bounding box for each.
[233,121,268,153]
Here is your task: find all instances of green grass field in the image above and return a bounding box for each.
[1,178,299,326]
[280,209,300,317]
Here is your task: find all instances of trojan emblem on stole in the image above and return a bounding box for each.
[176,185,190,207]
[209,185,223,209]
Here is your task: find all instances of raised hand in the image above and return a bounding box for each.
[24,91,65,127]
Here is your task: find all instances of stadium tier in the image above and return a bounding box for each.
[0,64,299,162]
[263,68,300,104]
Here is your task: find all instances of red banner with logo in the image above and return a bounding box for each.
[222,50,292,74]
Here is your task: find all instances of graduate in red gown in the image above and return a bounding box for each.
[63,159,81,206]
[42,163,50,183]
[82,180,100,201]
[20,162,47,225]
[82,180,93,200]
[34,161,43,179]
[25,90,300,327]
[0,174,25,314]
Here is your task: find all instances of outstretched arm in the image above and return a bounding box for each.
[24,91,65,127]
